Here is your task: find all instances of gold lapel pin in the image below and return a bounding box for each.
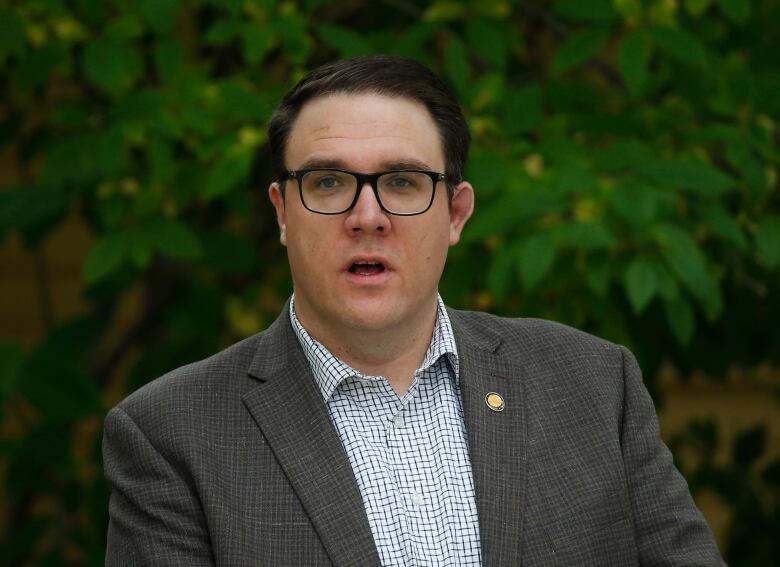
[485,392,505,412]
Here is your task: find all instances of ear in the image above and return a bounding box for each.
[448,181,474,246]
[268,182,287,246]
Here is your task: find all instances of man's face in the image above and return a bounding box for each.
[269,93,473,338]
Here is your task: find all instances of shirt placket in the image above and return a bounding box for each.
[387,373,432,566]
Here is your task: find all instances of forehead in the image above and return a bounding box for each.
[285,93,445,171]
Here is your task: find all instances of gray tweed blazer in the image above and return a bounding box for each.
[103,305,725,566]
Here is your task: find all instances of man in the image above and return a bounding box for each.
[103,55,724,566]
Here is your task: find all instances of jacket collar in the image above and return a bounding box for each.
[448,308,528,565]
[243,304,382,566]
[243,303,527,566]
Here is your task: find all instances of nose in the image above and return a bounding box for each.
[344,182,391,234]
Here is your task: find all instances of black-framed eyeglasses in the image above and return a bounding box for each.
[284,168,447,216]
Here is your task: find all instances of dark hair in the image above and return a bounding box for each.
[267,55,471,192]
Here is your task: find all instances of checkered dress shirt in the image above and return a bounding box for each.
[289,296,482,566]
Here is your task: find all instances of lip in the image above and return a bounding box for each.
[342,254,394,286]
[342,254,394,272]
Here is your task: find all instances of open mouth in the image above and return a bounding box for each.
[348,261,386,276]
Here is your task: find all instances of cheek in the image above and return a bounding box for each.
[289,235,322,266]
[286,223,339,275]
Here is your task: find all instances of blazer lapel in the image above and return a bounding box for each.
[242,308,381,567]
[449,309,527,566]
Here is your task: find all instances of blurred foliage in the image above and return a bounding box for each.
[0,0,778,564]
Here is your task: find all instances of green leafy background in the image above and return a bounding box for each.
[1,0,778,564]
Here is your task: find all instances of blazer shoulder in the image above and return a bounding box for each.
[112,330,265,424]
[449,308,629,402]
[449,307,620,357]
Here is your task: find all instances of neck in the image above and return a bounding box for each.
[294,297,438,395]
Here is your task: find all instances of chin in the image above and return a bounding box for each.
[341,306,401,332]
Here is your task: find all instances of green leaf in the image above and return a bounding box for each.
[502,84,542,135]
[83,35,143,93]
[594,140,654,172]
[210,0,244,12]
[463,151,513,196]
[717,0,751,24]
[84,233,132,285]
[684,0,714,18]
[608,183,658,225]
[613,0,643,20]
[242,23,275,64]
[41,138,91,186]
[651,26,709,69]
[698,204,748,251]
[7,424,70,495]
[755,216,780,269]
[465,19,507,69]
[146,221,202,261]
[445,35,469,96]
[656,224,722,318]
[154,39,185,82]
[130,243,153,269]
[469,71,505,111]
[318,23,373,59]
[518,233,556,289]
[462,190,565,242]
[424,0,467,22]
[105,14,145,41]
[553,221,616,250]
[733,424,766,467]
[726,143,767,197]
[755,71,780,117]
[625,258,658,314]
[204,18,241,45]
[551,164,598,195]
[618,31,651,94]
[200,230,256,275]
[140,0,178,34]
[553,0,618,21]
[94,127,129,177]
[654,262,680,300]
[664,296,695,345]
[0,8,27,58]
[552,28,611,75]
[0,187,67,236]
[19,354,101,422]
[585,258,612,297]
[0,341,24,399]
[763,458,780,486]
[148,138,174,183]
[13,43,68,92]
[640,159,735,195]
[204,148,253,200]
[277,12,311,64]
[487,247,516,302]
[18,321,103,422]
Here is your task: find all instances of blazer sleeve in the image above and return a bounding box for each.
[618,345,725,566]
[103,406,215,566]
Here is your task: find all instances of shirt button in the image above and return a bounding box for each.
[392,415,405,428]
[410,493,424,506]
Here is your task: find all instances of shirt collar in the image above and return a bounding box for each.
[289,295,459,402]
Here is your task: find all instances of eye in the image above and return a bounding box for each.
[317,176,340,189]
[384,174,419,189]
[389,177,413,187]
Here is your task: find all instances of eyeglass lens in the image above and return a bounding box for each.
[300,170,434,214]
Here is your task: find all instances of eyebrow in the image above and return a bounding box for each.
[294,157,436,172]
